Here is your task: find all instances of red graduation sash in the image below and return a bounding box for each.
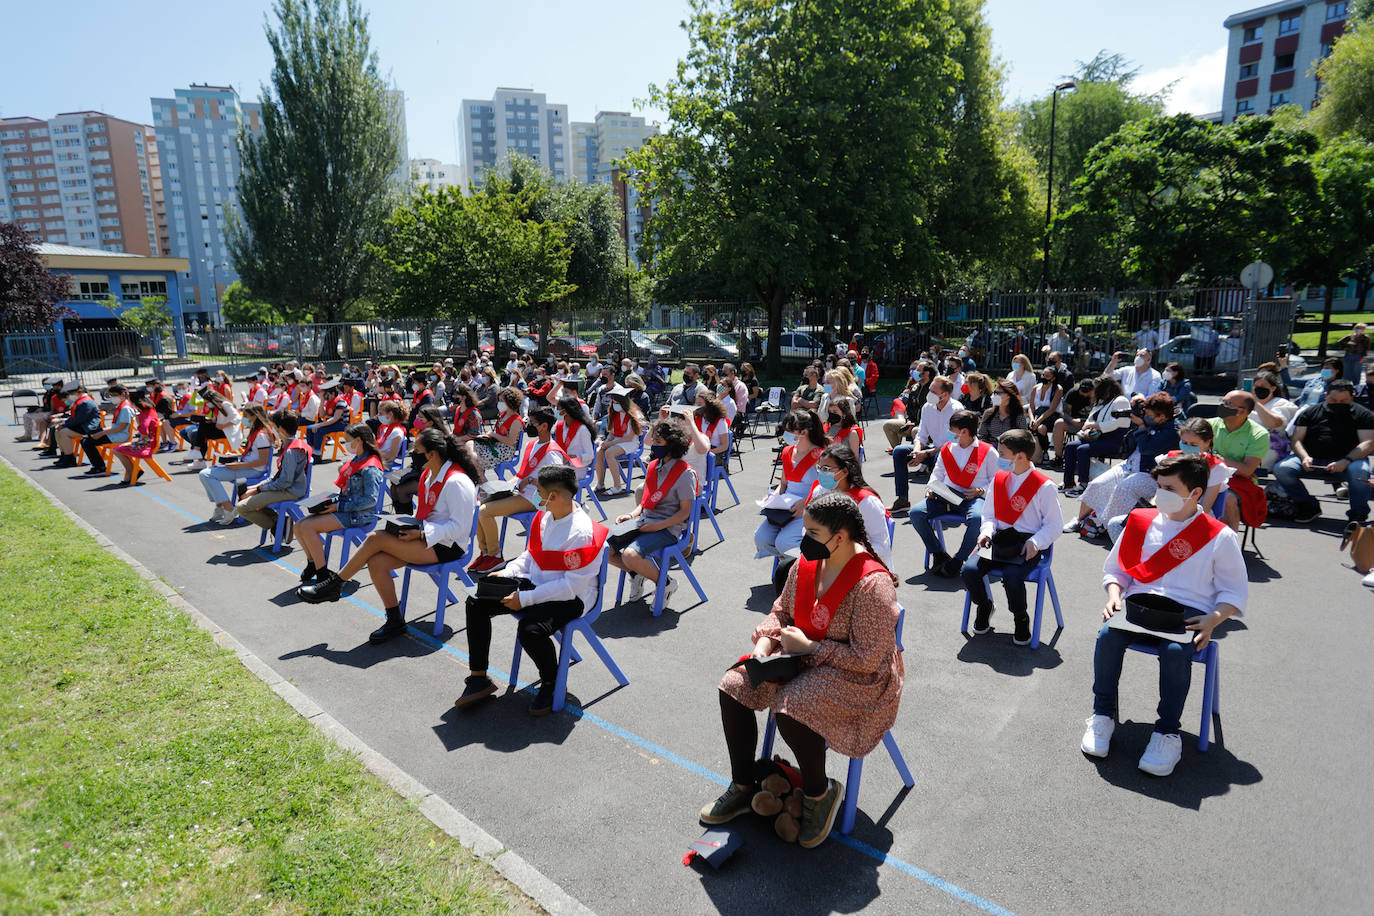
[793,552,889,641]
[554,419,584,464]
[781,445,822,484]
[941,441,991,490]
[496,410,521,436]
[334,453,383,491]
[377,423,405,449]
[1117,508,1226,583]
[277,436,311,470]
[417,463,466,521]
[992,468,1049,525]
[247,383,264,402]
[412,387,432,407]
[641,458,690,509]
[1166,449,1224,470]
[242,429,271,457]
[609,410,630,438]
[515,438,565,479]
[527,511,610,571]
[71,394,95,412]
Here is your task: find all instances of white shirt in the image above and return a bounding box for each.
[1103,508,1247,615]
[701,417,730,453]
[979,466,1063,551]
[421,462,478,549]
[300,392,321,423]
[1089,395,1134,434]
[1007,370,1036,404]
[556,420,596,471]
[103,401,138,444]
[916,397,962,449]
[516,439,568,504]
[249,383,269,406]
[1114,365,1163,400]
[216,402,244,449]
[504,506,604,611]
[379,424,407,464]
[931,439,998,496]
[1133,328,1158,351]
[347,390,364,415]
[856,494,895,572]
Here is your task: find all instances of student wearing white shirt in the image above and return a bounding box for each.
[1107,348,1164,401]
[912,410,998,578]
[889,377,961,512]
[1082,453,1246,777]
[454,465,605,716]
[1060,375,1133,493]
[298,428,480,645]
[552,393,597,471]
[471,406,568,573]
[962,429,1063,645]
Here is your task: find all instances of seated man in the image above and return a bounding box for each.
[889,376,960,513]
[303,379,352,459]
[1208,391,1269,531]
[469,405,567,573]
[1081,453,1246,777]
[71,384,138,475]
[454,465,607,717]
[1274,379,1374,523]
[790,366,822,412]
[51,381,103,469]
[961,429,1062,645]
[910,410,997,578]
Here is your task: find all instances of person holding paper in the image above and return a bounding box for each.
[552,393,596,470]
[961,429,1063,645]
[592,386,644,495]
[1081,453,1246,777]
[298,428,480,644]
[291,424,387,585]
[610,420,698,604]
[911,410,998,578]
[754,410,829,559]
[702,492,902,850]
[454,464,608,717]
[889,377,961,513]
[470,406,568,574]
[471,387,525,472]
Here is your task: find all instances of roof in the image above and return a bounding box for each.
[1223,0,1314,28]
[36,243,141,258]
[36,243,190,273]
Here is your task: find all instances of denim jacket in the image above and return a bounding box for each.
[1126,419,1181,473]
[335,464,384,528]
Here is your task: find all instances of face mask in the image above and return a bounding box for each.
[612,402,624,412]
[1180,443,1202,455]
[524,422,539,437]
[958,350,968,358]
[412,383,421,393]
[822,383,834,395]
[926,392,940,406]
[1041,376,1054,385]
[649,443,668,460]
[909,369,919,380]
[1134,357,1147,369]
[799,533,835,562]
[827,412,843,427]
[1328,402,1352,413]
[1253,386,1271,399]
[992,394,1006,408]
[1216,404,1240,419]
[782,431,798,446]
[1153,488,1187,514]
[1321,369,1334,380]
[996,457,1014,473]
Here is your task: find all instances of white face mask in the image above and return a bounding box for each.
[1134,356,1147,370]
[926,391,941,406]
[992,393,1006,407]
[612,402,624,412]
[411,383,421,393]
[1153,487,1188,515]
[782,430,798,446]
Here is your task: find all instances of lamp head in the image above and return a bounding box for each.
[1055,81,1078,92]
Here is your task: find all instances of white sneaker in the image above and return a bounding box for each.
[1062,518,1083,534]
[627,574,647,602]
[1363,570,1374,588]
[1338,485,1350,499]
[606,485,627,496]
[1138,732,1183,776]
[215,508,239,526]
[209,506,227,523]
[659,576,679,602]
[188,460,208,471]
[1080,715,1115,758]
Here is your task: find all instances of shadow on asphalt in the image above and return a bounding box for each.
[1243,557,1283,582]
[590,599,686,639]
[745,583,776,614]
[208,546,295,567]
[431,692,576,751]
[1088,720,1262,810]
[279,636,443,669]
[955,633,1065,674]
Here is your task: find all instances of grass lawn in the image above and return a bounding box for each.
[0,465,534,915]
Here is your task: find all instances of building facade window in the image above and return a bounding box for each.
[1278,14,1302,34]
[1274,52,1296,71]
[1328,2,1348,20]
[1243,24,1263,42]
[1270,91,1292,108]
[1236,99,1255,116]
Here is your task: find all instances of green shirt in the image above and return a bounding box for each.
[1209,416,1268,464]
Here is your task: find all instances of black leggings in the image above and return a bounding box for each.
[465,590,584,684]
[719,690,828,796]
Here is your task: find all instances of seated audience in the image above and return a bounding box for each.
[1064,393,1179,538]
[471,387,525,472]
[755,410,828,559]
[1275,379,1374,523]
[610,420,698,603]
[470,406,567,573]
[593,385,644,495]
[291,423,387,582]
[890,376,961,513]
[1059,375,1132,496]
[111,390,164,485]
[912,409,998,578]
[235,410,311,534]
[1209,391,1269,531]
[198,404,275,524]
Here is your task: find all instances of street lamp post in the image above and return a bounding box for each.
[1040,80,1077,318]
[619,169,637,336]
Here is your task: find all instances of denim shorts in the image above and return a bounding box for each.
[620,527,677,557]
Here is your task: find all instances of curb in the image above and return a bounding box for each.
[0,454,595,916]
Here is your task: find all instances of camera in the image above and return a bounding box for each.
[1276,344,1288,357]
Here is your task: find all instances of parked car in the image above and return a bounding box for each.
[545,336,599,360]
[772,331,824,360]
[651,334,682,360]
[479,335,539,357]
[596,330,674,360]
[671,331,739,361]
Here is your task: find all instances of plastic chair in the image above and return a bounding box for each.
[614,499,709,617]
[257,457,315,554]
[388,435,409,472]
[396,503,482,636]
[1125,640,1220,751]
[708,430,741,511]
[614,431,648,491]
[575,464,608,521]
[499,509,538,553]
[494,430,526,480]
[693,455,726,549]
[205,436,235,465]
[959,545,1064,649]
[508,550,630,712]
[920,511,967,570]
[322,478,391,568]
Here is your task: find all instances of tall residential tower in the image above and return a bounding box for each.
[460,88,572,188]
[1219,0,1350,122]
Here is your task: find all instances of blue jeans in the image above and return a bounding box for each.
[198,463,259,504]
[754,515,806,558]
[910,495,984,564]
[892,445,935,501]
[1092,622,1194,735]
[961,554,1032,614]
[305,419,347,454]
[1273,454,1371,519]
[1062,429,1127,487]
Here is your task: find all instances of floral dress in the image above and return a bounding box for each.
[115,409,161,460]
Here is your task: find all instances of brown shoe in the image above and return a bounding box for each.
[453,676,497,709]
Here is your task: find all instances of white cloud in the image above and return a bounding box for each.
[1138,46,1229,116]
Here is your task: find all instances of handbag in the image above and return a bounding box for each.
[1341,522,1374,574]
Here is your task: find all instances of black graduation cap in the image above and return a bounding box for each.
[320,379,340,391]
[1108,593,1200,645]
[683,828,742,869]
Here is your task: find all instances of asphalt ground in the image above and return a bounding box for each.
[4,407,1372,916]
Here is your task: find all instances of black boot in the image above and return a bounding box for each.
[297,570,343,604]
[930,551,953,577]
[54,455,76,468]
[972,601,993,635]
[1011,610,1032,646]
[299,560,318,584]
[369,605,406,644]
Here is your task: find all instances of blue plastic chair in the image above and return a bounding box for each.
[1126,639,1220,751]
[498,509,538,554]
[576,463,608,521]
[708,430,741,512]
[321,478,391,568]
[615,431,647,491]
[614,499,709,617]
[494,430,526,480]
[693,455,726,547]
[921,511,967,570]
[257,456,314,555]
[396,503,482,636]
[508,550,629,712]
[389,435,409,472]
[959,545,1064,649]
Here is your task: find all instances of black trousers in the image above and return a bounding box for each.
[465,588,584,685]
[719,691,828,796]
[80,431,111,469]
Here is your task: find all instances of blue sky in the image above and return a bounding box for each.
[1,0,1243,162]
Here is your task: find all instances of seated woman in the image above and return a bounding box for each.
[186,388,243,470]
[111,389,163,485]
[553,393,597,471]
[1060,375,1133,496]
[1029,368,1064,460]
[1104,417,1233,542]
[470,405,568,574]
[978,379,1032,451]
[1006,354,1036,405]
[405,370,435,428]
[303,379,353,459]
[298,428,480,645]
[375,399,409,468]
[961,372,993,415]
[450,384,485,444]
[293,423,387,583]
[472,387,525,473]
[693,389,732,467]
[1048,378,1095,467]
[609,420,698,604]
[593,385,644,495]
[454,464,607,717]
[390,405,448,514]
[824,396,863,458]
[754,410,829,559]
[701,492,902,850]
[1063,393,1180,538]
[198,404,275,524]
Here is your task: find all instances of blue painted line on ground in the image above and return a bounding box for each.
[125,480,1014,915]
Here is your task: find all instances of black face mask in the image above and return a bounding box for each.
[1328,402,1352,413]
[649,443,668,460]
[827,412,842,426]
[524,422,539,437]
[1216,405,1241,419]
[799,533,835,562]
[1253,387,1271,399]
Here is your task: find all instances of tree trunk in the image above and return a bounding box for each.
[466,319,478,354]
[1318,282,1336,359]
[318,323,341,362]
[764,285,786,377]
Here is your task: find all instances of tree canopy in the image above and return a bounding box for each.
[1310,16,1374,143]
[0,221,72,331]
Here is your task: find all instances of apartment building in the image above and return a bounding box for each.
[1219,0,1351,121]
[460,88,572,187]
[410,158,462,193]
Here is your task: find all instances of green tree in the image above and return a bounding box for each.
[1058,114,1318,289]
[114,294,172,339]
[1310,17,1374,142]
[230,0,402,356]
[1285,138,1374,354]
[220,281,284,325]
[1353,0,1373,25]
[628,0,964,373]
